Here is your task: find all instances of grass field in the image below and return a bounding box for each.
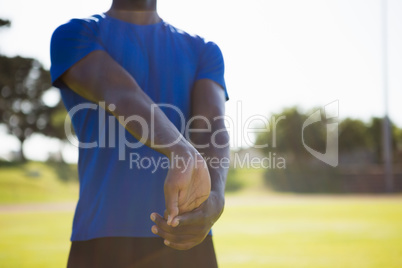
[0,161,78,204]
[1,195,402,267]
[214,195,402,268]
[1,162,402,267]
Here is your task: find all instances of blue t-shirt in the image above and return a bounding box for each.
[50,14,227,241]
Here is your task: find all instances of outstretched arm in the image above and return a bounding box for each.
[151,79,230,250]
[61,50,211,224]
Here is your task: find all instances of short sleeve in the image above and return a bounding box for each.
[195,41,229,100]
[50,18,105,87]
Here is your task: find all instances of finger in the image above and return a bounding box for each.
[150,214,193,243]
[152,223,194,244]
[174,207,204,227]
[163,209,180,227]
[164,177,179,226]
[151,213,183,233]
[150,214,172,240]
[150,213,171,232]
[158,207,204,229]
[163,209,168,220]
[151,213,196,235]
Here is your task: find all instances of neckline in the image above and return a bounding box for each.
[102,12,164,27]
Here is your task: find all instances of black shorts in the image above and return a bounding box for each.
[67,235,218,268]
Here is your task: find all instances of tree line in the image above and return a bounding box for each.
[254,107,402,193]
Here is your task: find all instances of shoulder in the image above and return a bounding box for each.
[161,21,222,55]
[51,14,104,39]
[161,22,214,46]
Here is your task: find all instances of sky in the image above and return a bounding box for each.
[0,0,401,162]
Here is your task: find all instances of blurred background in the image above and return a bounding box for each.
[0,0,401,267]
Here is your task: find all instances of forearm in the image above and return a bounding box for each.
[191,121,230,203]
[188,79,229,208]
[109,86,195,159]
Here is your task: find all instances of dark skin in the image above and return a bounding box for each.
[106,0,160,25]
[62,0,229,250]
[111,0,157,11]
[151,79,229,250]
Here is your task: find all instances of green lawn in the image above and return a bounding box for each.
[214,195,402,268]
[1,163,402,267]
[0,161,78,204]
[0,212,73,267]
[1,195,402,268]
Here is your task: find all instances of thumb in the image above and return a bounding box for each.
[164,179,180,226]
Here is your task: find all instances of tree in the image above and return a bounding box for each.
[255,107,339,193]
[0,19,10,28]
[367,117,398,163]
[0,18,67,161]
[338,118,371,152]
[255,106,327,159]
[0,55,63,161]
[255,106,402,193]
